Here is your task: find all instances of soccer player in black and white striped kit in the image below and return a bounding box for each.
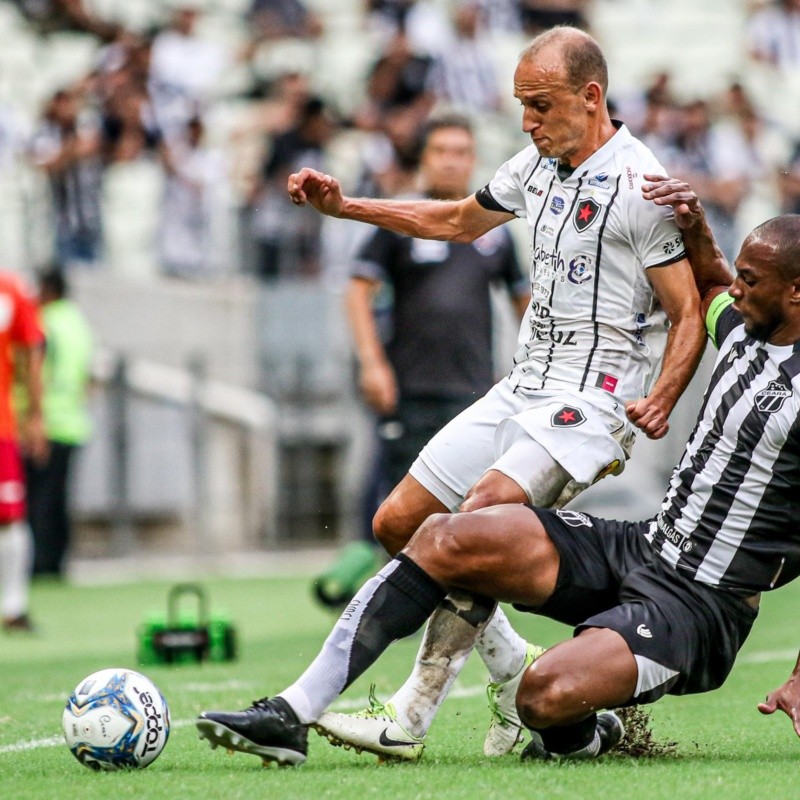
[196,176,800,764]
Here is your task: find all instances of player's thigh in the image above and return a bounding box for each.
[382,397,472,489]
[410,380,522,511]
[497,392,630,494]
[468,433,571,509]
[524,509,652,626]
[405,503,561,607]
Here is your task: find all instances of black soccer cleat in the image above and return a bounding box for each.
[520,712,625,761]
[519,731,552,761]
[595,711,625,755]
[197,696,309,766]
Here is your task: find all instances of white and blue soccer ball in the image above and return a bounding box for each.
[62,668,170,770]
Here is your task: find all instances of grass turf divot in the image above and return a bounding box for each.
[615,707,678,758]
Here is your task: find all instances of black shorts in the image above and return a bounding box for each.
[529,508,759,704]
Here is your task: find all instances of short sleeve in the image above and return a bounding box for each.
[705,292,740,349]
[478,148,538,218]
[497,230,529,297]
[350,228,398,282]
[626,178,686,269]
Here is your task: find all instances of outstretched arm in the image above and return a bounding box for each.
[288,168,514,243]
[641,175,734,315]
[758,651,800,738]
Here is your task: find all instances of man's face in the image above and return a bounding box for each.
[729,238,796,343]
[513,52,593,164]
[421,126,476,199]
[174,8,198,35]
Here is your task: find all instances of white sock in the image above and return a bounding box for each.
[389,594,495,739]
[0,521,32,619]
[475,607,530,683]
[279,564,399,724]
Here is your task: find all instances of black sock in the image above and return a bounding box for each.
[280,554,447,722]
[345,553,446,686]
[537,713,597,755]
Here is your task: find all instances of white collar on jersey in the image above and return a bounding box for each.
[556,120,631,184]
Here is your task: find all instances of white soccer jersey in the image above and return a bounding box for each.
[476,123,686,404]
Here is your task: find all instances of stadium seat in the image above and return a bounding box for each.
[103,160,164,278]
[39,32,101,93]
[591,0,749,98]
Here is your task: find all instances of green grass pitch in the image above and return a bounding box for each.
[1,572,799,800]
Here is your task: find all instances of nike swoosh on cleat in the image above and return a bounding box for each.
[378,729,416,748]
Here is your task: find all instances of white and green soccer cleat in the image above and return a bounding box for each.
[314,686,425,762]
[484,643,547,756]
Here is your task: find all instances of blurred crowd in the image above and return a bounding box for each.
[3,0,800,279]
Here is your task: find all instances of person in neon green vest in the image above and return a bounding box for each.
[24,270,92,577]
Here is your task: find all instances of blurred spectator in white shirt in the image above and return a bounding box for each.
[148,4,229,136]
[748,0,800,71]
[365,0,453,55]
[158,116,230,278]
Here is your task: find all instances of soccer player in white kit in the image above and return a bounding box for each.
[280,27,707,760]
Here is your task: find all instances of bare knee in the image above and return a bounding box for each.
[516,661,580,729]
[461,470,528,512]
[372,499,415,556]
[404,513,481,585]
[373,476,450,556]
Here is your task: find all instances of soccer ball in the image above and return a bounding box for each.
[62,668,170,770]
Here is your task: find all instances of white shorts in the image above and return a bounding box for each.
[409,376,635,511]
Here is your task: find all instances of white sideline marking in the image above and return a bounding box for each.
[4,650,796,757]
[182,680,255,693]
[0,684,484,756]
[0,720,196,755]
[738,648,798,665]
[0,735,63,754]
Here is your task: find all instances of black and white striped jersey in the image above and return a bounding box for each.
[650,296,800,596]
[475,122,686,404]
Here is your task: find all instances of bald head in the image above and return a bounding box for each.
[747,215,800,282]
[520,27,608,96]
